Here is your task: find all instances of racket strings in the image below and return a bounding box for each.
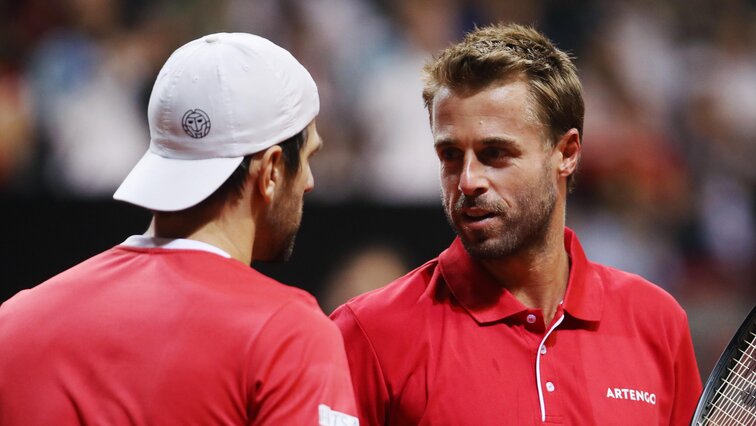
[703,331,756,425]
[708,379,753,423]
[705,404,748,425]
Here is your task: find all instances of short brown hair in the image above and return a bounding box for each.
[422,23,584,188]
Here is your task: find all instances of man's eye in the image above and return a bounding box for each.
[438,148,462,161]
[482,147,505,158]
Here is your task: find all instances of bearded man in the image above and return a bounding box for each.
[331,23,701,425]
[0,33,357,425]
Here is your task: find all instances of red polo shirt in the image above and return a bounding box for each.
[331,228,701,425]
[0,237,358,425]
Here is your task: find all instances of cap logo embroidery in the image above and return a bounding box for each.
[182,109,211,138]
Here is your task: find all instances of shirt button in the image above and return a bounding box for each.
[526,314,537,324]
[540,346,547,355]
[546,382,555,392]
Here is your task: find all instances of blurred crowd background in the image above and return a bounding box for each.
[1,0,754,379]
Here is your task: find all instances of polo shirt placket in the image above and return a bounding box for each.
[535,309,565,424]
[333,227,702,425]
[441,232,604,424]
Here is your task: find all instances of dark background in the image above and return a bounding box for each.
[1,199,454,303]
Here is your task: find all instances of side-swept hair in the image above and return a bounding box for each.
[422,23,584,189]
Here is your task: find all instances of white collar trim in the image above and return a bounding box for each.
[120,235,232,259]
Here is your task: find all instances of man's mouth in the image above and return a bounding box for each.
[461,208,496,222]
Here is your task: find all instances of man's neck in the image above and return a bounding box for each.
[147,203,255,265]
[480,225,570,326]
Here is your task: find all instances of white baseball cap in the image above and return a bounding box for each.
[113,32,319,211]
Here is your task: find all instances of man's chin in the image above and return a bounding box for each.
[455,226,520,260]
[456,224,497,245]
[260,235,297,264]
[459,238,507,260]
[274,242,296,263]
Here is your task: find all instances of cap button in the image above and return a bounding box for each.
[204,34,219,43]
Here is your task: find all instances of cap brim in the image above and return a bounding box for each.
[113,150,245,211]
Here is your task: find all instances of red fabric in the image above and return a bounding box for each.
[0,245,357,425]
[331,228,702,425]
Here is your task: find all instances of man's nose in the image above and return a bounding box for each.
[458,154,488,196]
[304,167,315,194]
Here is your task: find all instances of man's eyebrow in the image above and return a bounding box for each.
[433,138,456,148]
[434,137,519,147]
[479,136,518,146]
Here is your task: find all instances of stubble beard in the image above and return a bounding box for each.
[444,166,557,260]
[263,189,304,263]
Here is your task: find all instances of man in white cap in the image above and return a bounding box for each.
[0,33,358,425]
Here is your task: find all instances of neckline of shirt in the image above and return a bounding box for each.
[120,235,232,259]
[439,227,603,324]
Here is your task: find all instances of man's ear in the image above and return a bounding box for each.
[555,128,581,178]
[256,145,284,203]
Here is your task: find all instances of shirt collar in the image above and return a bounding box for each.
[439,238,527,324]
[119,235,232,259]
[438,227,603,325]
[561,228,603,322]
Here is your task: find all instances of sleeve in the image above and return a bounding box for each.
[668,310,703,425]
[248,301,359,426]
[330,304,390,426]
